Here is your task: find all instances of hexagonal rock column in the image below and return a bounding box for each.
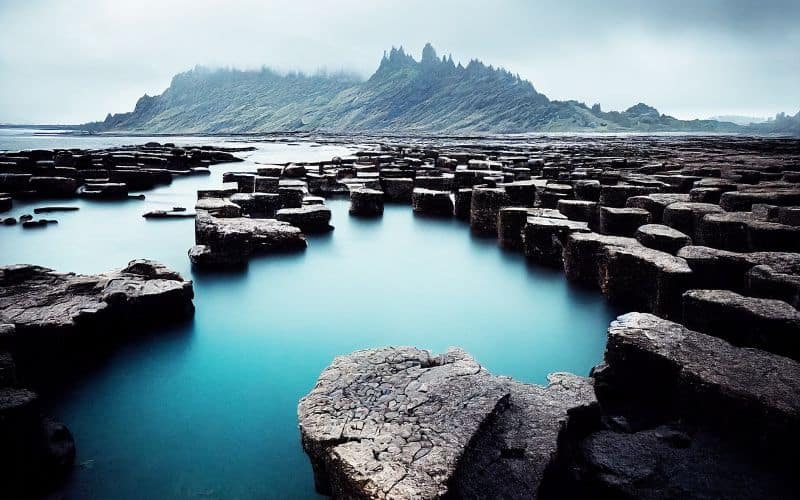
[412,188,453,216]
[277,205,333,233]
[380,178,413,202]
[635,224,692,254]
[681,289,800,360]
[470,186,511,235]
[298,347,596,499]
[497,207,529,249]
[454,188,473,220]
[662,202,725,242]
[597,312,800,445]
[625,193,690,224]
[349,188,384,217]
[598,207,651,237]
[523,216,590,267]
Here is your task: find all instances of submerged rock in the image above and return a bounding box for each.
[349,188,384,216]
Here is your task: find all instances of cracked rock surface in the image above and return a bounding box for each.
[0,259,194,336]
[298,347,596,499]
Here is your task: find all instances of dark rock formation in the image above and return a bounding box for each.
[277,205,333,233]
[682,289,800,359]
[411,188,453,216]
[191,212,306,267]
[349,188,384,216]
[635,224,692,254]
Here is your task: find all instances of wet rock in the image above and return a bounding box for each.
[142,209,195,219]
[32,206,79,214]
[682,289,800,359]
[277,205,333,233]
[698,212,800,252]
[635,224,692,254]
[471,186,511,235]
[2,217,15,226]
[380,178,413,202]
[298,347,596,499]
[21,219,57,229]
[349,188,384,217]
[78,182,129,200]
[412,188,453,216]
[598,207,651,237]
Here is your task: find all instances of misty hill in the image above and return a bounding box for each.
[92,44,795,135]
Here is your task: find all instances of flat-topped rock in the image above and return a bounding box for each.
[598,241,693,319]
[682,289,800,359]
[471,186,512,235]
[192,213,307,267]
[276,205,332,233]
[380,178,413,202]
[523,216,590,267]
[599,184,658,208]
[661,202,725,241]
[411,188,453,216]
[635,224,692,254]
[598,206,651,237]
[349,188,384,217]
[195,197,242,218]
[556,199,597,222]
[625,193,690,223]
[0,260,194,338]
[599,312,800,442]
[298,347,596,499]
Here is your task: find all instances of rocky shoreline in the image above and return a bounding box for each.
[280,136,800,498]
[0,260,194,497]
[2,134,800,497]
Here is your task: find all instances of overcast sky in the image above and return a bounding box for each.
[0,0,798,124]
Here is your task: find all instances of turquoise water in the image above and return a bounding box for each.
[1,131,616,499]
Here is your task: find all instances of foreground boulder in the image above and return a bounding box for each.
[298,347,596,499]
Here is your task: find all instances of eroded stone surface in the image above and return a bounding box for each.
[298,347,596,499]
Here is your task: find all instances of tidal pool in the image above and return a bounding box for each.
[0,132,617,499]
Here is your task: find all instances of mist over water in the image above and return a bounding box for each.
[0,133,616,498]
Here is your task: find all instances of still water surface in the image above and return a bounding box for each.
[0,130,616,499]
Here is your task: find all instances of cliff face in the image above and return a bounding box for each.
[91,44,792,135]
